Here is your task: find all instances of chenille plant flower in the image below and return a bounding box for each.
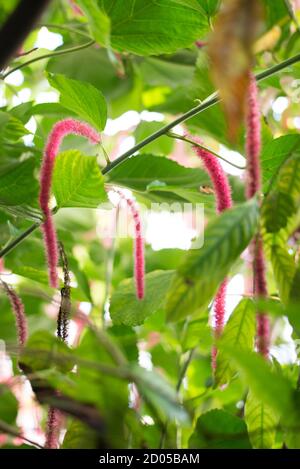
[192,138,232,368]
[0,279,27,347]
[39,118,101,288]
[245,73,270,358]
[113,189,145,300]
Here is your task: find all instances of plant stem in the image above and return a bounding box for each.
[103,52,300,174]
[167,132,246,170]
[39,23,91,39]
[103,205,119,317]
[0,222,40,258]
[160,348,195,449]
[0,418,44,449]
[0,0,52,70]
[1,40,95,80]
[1,53,300,260]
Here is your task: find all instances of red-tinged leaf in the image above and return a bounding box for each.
[208,0,263,141]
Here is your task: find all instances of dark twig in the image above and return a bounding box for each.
[0,0,52,71]
[57,242,71,343]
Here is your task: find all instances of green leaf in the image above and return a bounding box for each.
[52,150,107,208]
[77,0,110,47]
[271,245,296,304]
[107,153,210,191]
[189,409,251,449]
[166,199,259,322]
[182,317,212,352]
[261,135,300,190]
[47,73,107,131]
[262,149,300,234]
[62,421,99,449]
[0,158,39,207]
[11,266,49,285]
[110,270,175,326]
[245,391,279,449]
[134,121,174,155]
[174,0,220,16]
[277,152,300,198]
[0,385,18,425]
[216,299,256,386]
[107,152,213,203]
[219,346,295,418]
[0,111,29,144]
[20,331,74,373]
[132,365,189,423]
[81,0,209,56]
[263,191,296,233]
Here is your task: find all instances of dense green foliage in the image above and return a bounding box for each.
[0,0,300,450]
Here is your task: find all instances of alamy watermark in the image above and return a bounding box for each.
[96,201,205,249]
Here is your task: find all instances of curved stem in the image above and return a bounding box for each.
[167,132,246,170]
[39,23,91,39]
[102,52,300,175]
[1,40,95,80]
[1,53,300,259]
[0,419,44,449]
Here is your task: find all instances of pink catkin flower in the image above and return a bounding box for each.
[44,406,62,449]
[192,141,232,214]
[114,189,145,300]
[1,281,27,347]
[245,73,270,358]
[39,119,101,288]
[245,73,262,199]
[192,140,232,370]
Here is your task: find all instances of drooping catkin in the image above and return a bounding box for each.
[44,406,62,449]
[245,73,270,358]
[114,189,145,300]
[192,140,232,369]
[39,118,101,288]
[0,279,27,347]
[45,242,71,449]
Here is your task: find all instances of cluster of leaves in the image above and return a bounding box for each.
[0,0,300,450]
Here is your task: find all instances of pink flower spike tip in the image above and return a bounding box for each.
[114,189,145,300]
[39,119,101,288]
[1,280,27,347]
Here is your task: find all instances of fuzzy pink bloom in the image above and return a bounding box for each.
[214,279,228,335]
[114,189,145,300]
[44,406,62,449]
[193,141,232,213]
[211,279,228,370]
[39,119,101,288]
[253,236,269,358]
[192,140,232,370]
[1,281,27,347]
[245,74,261,199]
[245,74,270,358]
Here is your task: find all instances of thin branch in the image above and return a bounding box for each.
[57,242,71,343]
[0,53,300,259]
[1,40,95,80]
[102,52,300,175]
[0,0,52,71]
[0,419,43,449]
[167,131,246,170]
[160,348,195,449]
[39,23,91,39]
[103,205,119,317]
